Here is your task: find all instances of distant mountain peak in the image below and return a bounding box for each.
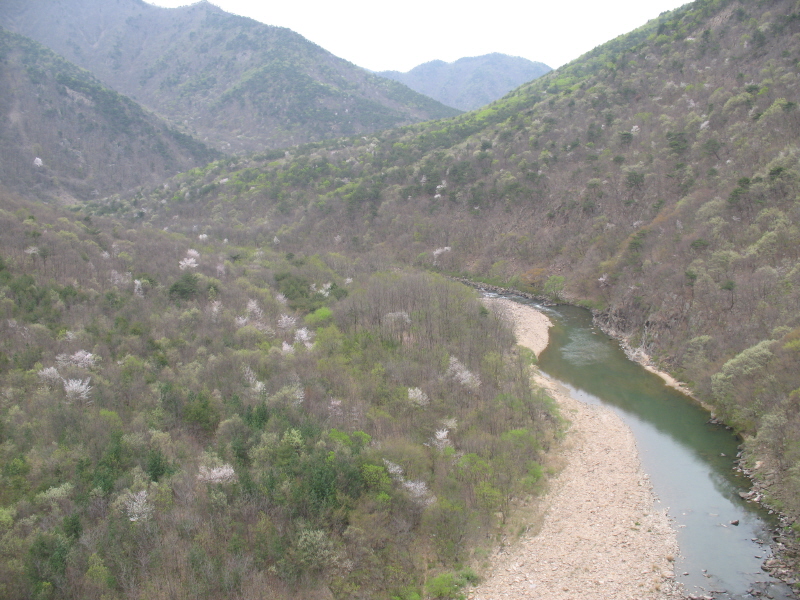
[0,0,460,154]
[378,53,551,111]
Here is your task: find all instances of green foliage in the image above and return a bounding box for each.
[6,0,800,593]
[711,340,774,427]
[666,131,689,155]
[274,271,313,309]
[543,275,565,300]
[62,514,82,541]
[27,533,70,593]
[183,392,220,435]
[425,568,479,599]
[305,306,333,325]
[625,171,645,189]
[169,272,199,300]
[426,572,464,599]
[360,463,391,493]
[628,230,648,252]
[145,447,172,481]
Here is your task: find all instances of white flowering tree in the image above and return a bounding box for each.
[277,314,296,330]
[408,387,429,406]
[294,327,314,349]
[179,257,198,270]
[37,367,62,389]
[63,378,92,403]
[197,464,237,485]
[56,349,98,369]
[124,490,153,522]
[446,356,481,391]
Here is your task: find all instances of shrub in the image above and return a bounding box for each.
[169,272,199,300]
[305,306,333,325]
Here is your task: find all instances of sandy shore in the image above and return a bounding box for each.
[475,299,681,600]
[622,345,697,401]
[482,297,553,357]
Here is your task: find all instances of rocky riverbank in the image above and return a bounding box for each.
[593,306,800,594]
[734,456,800,593]
[474,299,682,600]
[590,313,703,409]
[481,297,552,357]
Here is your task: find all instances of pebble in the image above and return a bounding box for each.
[469,302,682,600]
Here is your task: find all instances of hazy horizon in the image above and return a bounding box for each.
[146,0,690,72]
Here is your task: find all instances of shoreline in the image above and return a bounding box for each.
[589,317,711,411]
[475,298,682,600]
[457,276,699,406]
[481,297,553,358]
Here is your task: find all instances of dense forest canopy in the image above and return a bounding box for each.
[0,189,557,599]
[2,0,800,597]
[97,0,800,533]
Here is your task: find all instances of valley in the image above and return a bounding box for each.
[0,0,799,598]
[0,0,459,154]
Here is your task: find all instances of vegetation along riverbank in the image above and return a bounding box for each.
[475,298,682,600]
[2,0,800,595]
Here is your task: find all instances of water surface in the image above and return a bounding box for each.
[520,301,793,599]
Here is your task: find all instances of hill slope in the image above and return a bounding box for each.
[0,28,220,202]
[378,53,552,111]
[95,0,800,529]
[0,0,460,154]
[0,184,554,599]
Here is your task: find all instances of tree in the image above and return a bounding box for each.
[168,272,199,299]
[720,279,736,309]
[702,138,722,160]
[543,275,565,301]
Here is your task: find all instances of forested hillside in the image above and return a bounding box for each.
[92,0,800,519]
[0,29,220,202]
[378,54,552,111]
[4,0,800,595]
[0,0,460,154]
[0,185,556,599]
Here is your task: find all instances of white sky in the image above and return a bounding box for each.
[147,0,690,72]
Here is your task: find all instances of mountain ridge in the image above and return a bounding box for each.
[0,27,221,202]
[0,0,461,153]
[377,53,552,111]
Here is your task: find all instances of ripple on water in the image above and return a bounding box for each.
[560,332,611,366]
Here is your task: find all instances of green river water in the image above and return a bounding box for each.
[512,299,795,600]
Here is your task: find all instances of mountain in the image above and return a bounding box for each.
[0,28,220,202]
[96,0,800,529]
[378,53,552,111]
[4,0,800,596]
[0,0,461,154]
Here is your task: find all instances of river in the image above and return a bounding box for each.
[523,301,795,600]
